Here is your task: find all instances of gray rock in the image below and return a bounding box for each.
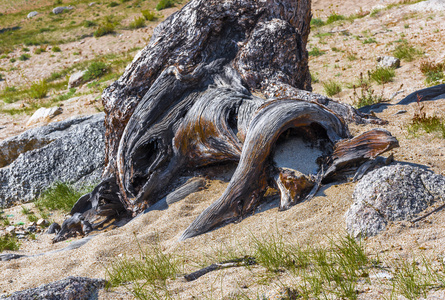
[377,56,400,69]
[52,6,74,14]
[345,164,445,237]
[410,0,445,11]
[1,276,106,300]
[68,70,86,89]
[27,11,38,18]
[5,226,15,234]
[0,114,105,207]
[26,106,63,127]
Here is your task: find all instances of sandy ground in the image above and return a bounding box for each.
[1,0,445,299]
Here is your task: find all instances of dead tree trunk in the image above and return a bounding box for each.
[54,0,398,242]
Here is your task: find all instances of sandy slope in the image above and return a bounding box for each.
[1,0,445,299]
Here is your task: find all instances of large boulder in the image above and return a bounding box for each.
[0,277,106,300]
[0,113,105,207]
[345,164,445,237]
[52,6,74,14]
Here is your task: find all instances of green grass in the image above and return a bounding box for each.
[420,60,444,86]
[362,37,377,44]
[322,80,342,96]
[129,16,145,29]
[326,12,346,24]
[369,67,395,84]
[393,41,423,62]
[83,61,109,81]
[18,53,31,61]
[94,20,116,37]
[35,182,93,213]
[28,214,39,223]
[54,88,76,102]
[308,46,325,57]
[28,80,49,99]
[51,46,61,53]
[108,1,120,7]
[0,234,20,252]
[106,235,180,299]
[156,0,175,11]
[310,17,325,27]
[82,20,97,28]
[141,10,157,21]
[408,111,445,138]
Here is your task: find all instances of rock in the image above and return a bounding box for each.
[36,218,49,227]
[1,276,106,300]
[88,2,96,6]
[377,56,400,69]
[67,70,86,89]
[27,11,38,18]
[26,225,37,233]
[5,226,15,234]
[345,164,445,237]
[0,114,105,207]
[410,0,445,11]
[26,106,63,127]
[46,222,61,234]
[52,6,74,14]
[0,254,26,262]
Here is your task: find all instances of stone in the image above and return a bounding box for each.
[36,218,49,227]
[5,226,15,234]
[345,164,445,237]
[26,225,37,233]
[410,0,445,12]
[27,11,38,18]
[88,2,96,6]
[26,106,63,127]
[0,276,106,300]
[68,70,86,89]
[52,6,74,14]
[377,56,400,69]
[0,113,105,207]
[46,222,61,234]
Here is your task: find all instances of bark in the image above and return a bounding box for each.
[54,0,400,242]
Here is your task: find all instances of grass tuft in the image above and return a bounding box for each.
[408,97,445,138]
[28,80,49,99]
[141,10,157,21]
[0,234,20,252]
[129,16,145,29]
[310,17,325,27]
[369,67,395,84]
[18,53,31,61]
[94,18,116,37]
[326,12,346,24]
[322,80,342,96]
[106,234,179,299]
[419,60,444,86]
[51,46,61,53]
[308,46,325,57]
[393,41,423,62]
[35,182,92,213]
[156,0,175,11]
[83,61,109,81]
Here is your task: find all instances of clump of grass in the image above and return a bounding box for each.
[82,20,96,28]
[129,16,145,29]
[55,88,76,102]
[28,214,39,223]
[34,47,46,54]
[308,46,325,57]
[108,1,119,7]
[362,37,377,44]
[310,17,325,27]
[18,53,31,61]
[326,12,346,24]
[391,257,445,300]
[141,10,157,21]
[94,17,117,37]
[28,80,48,99]
[393,41,423,62]
[106,235,179,299]
[156,0,175,11]
[369,67,395,84]
[35,182,91,212]
[51,46,61,52]
[9,58,16,63]
[419,60,444,86]
[83,61,109,81]
[0,234,20,252]
[346,51,357,61]
[22,47,30,52]
[322,79,342,96]
[408,96,445,138]
[0,86,18,103]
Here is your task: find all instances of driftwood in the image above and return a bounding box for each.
[54,0,399,242]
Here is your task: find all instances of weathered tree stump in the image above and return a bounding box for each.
[54,0,399,242]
